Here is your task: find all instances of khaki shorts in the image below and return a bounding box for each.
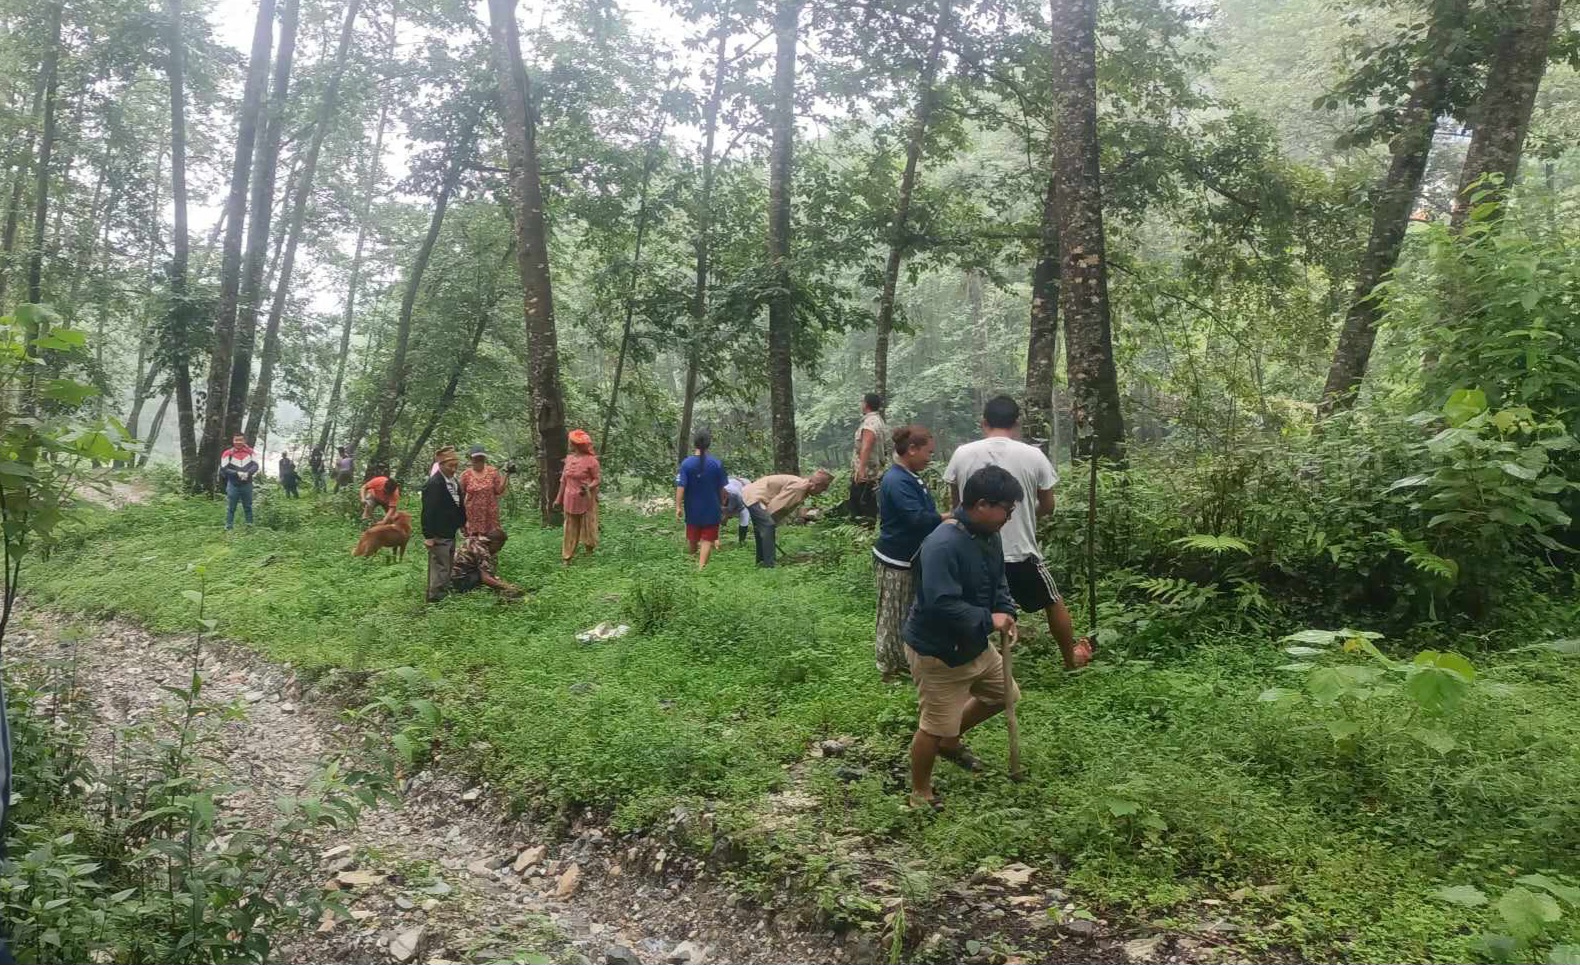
[905,644,1019,739]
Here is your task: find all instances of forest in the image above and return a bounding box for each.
[1,0,1579,960]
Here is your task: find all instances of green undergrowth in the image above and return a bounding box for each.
[30,494,1580,962]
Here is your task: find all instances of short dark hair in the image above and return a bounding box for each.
[486,527,508,547]
[864,392,883,412]
[383,478,397,496]
[962,464,1023,508]
[693,428,712,451]
[983,395,1020,430]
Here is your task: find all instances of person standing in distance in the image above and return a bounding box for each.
[220,434,259,530]
[675,428,729,570]
[849,393,889,521]
[421,446,466,602]
[942,395,1091,670]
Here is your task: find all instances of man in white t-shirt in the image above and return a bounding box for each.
[943,395,1091,670]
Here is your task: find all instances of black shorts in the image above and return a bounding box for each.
[1004,558,1061,613]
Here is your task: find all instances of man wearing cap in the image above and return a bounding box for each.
[460,444,506,537]
[422,446,467,602]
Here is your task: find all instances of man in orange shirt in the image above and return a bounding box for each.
[360,474,401,522]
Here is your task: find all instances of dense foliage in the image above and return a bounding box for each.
[3,0,1580,959]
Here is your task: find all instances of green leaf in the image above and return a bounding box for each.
[1388,473,1432,491]
[1325,719,1361,741]
[1433,884,1488,907]
[1496,886,1561,939]
[1409,727,1457,755]
[181,590,204,606]
[1443,388,1489,426]
[1283,646,1326,657]
[41,379,99,406]
[1516,874,1580,906]
[1500,461,1541,481]
[1281,629,1343,646]
[1106,798,1140,817]
[1258,687,1300,702]
[1306,667,1350,705]
[1406,664,1472,713]
[33,328,85,351]
[1529,639,1580,655]
[1548,943,1580,964]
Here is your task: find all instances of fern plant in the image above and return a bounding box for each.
[1172,533,1253,555]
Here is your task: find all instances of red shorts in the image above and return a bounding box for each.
[686,523,720,544]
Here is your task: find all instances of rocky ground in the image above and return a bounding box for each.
[7,608,1232,964]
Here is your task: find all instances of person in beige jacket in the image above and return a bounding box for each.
[742,470,833,567]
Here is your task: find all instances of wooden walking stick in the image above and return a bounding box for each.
[1000,624,1022,781]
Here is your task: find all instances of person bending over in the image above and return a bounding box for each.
[741,469,832,568]
[447,529,523,598]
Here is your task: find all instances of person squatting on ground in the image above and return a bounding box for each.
[279,452,301,498]
[722,476,751,548]
[460,445,506,537]
[741,470,833,568]
[220,434,259,530]
[944,395,1091,670]
[422,446,466,602]
[849,392,889,521]
[556,430,601,565]
[360,474,401,522]
[675,428,729,570]
[873,425,945,681]
[904,464,1023,810]
[447,528,523,598]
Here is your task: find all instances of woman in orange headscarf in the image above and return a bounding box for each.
[554,429,600,564]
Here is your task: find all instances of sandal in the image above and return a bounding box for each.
[908,792,944,812]
[939,744,985,773]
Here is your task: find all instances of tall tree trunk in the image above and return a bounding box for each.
[319,2,395,456]
[165,0,201,487]
[767,0,801,473]
[196,0,275,491]
[397,310,490,480]
[139,393,172,467]
[1448,0,1561,229]
[0,72,43,309]
[600,113,667,456]
[1319,0,1464,413]
[1050,0,1124,461]
[368,108,476,473]
[1024,168,1059,450]
[246,0,364,440]
[25,0,62,307]
[677,24,730,465]
[873,0,951,401]
[488,0,568,523]
[228,0,300,443]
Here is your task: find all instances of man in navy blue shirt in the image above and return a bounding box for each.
[902,464,1022,810]
[675,429,729,570]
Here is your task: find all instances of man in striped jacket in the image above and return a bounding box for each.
[220,434,260,531]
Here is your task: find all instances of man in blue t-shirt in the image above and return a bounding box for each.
[675,428,729,570]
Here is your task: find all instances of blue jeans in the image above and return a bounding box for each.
[226,480,254,529]
[748,503,777,567]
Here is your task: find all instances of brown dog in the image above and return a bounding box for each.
[352,511,412,562]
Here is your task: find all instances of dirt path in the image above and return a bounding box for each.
[9,610,849,965]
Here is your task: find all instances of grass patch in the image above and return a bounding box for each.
[30,493,1580,961]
